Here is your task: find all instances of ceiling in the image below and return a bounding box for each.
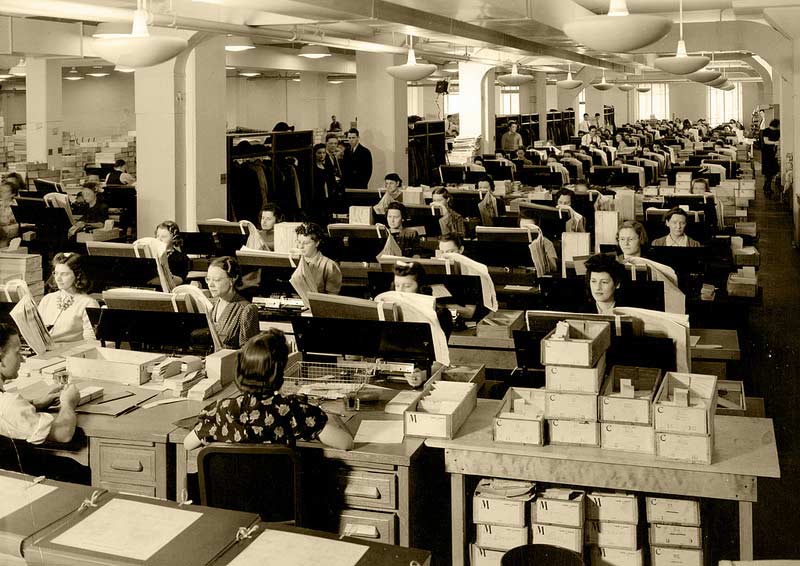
[0,0,792,83]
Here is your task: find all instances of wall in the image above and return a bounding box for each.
[668,82,708,122]
[225,74,357,131]
[62,73,135,137]
[741,82,761,123]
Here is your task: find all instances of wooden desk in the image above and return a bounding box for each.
[426,400,780,566]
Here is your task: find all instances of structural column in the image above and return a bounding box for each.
[25,57,63,165]
[459,62,495,155]
[355,52,407,184]
[535,72,548,142]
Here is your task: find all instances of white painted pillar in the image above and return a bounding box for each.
[185,36,227,230]
[25,57,62,165]
[355,52,407,184]
[459,61,495,155]
[535,73,548,142]
[518,81,534,114]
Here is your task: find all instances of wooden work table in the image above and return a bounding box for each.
[426,399,780,566]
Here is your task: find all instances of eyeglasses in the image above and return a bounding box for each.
[205,276,230,284]
[618,236,639,243]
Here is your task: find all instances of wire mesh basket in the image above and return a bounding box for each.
[282,360,376,399]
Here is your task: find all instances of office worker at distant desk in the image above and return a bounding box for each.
[500,122,523,152]
[293,222,342,295]
[384,201,420,257]
[617,220,649,261]
[206,256,260,350]
[69,181,109,238]
[184,329,353,451]
[104,159,135,185]
[651,207,701,248]
[342,127,372,189]
[155,220,190,283]
[38,252,99,343]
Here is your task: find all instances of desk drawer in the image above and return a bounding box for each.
[337,470,396,511]
[93,439,157,485]
[338,509,396,544]
[98,480,157,498]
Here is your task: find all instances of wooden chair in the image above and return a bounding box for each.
[501,544,584,566]
[197,443,303,524]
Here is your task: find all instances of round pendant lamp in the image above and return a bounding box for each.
[592,70,613,91]
[717,81,735,91]
[557,65,582,89]
[563,0,672,53]
[686,69,722,83]
[298,44,331,59]
[386,37,437,81]
[653,0,709,75]
[705,75,728,88]
[617,76,635,91]
[635,84,651,93]
[498,64,533,86]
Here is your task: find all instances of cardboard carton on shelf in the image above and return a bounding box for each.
[590,547,644,566]
[530,488,585,528]
[648,523,703,548]
[586,492,639,524]
[601,422,655,455]
[651,546,703,566]
[531,523,583,554]
[471,544,505,566]
[475,523,529,552]
[645,496,701,526]
[548,419,600,447]
[472,478,536,527]
[584,520,638,550]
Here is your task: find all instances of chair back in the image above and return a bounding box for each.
[197,443,303,524]
[501,544,584,566]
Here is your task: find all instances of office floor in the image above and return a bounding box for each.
[706,158,799,559]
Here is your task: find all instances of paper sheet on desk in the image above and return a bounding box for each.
[51,498,202,561]
[226,529,367,566]
[0,476,56,520]
[354,420,405,444]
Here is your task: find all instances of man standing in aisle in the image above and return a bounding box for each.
[324,133,344,205]
[343,128,373,189]
[500,122,523,153]
[578,113,592,133]
[761,119,781,199]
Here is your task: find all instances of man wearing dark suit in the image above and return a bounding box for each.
[324,132,344,212]
[342,127,373,189]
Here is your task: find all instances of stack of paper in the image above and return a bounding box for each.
[187,378,222,401]
[163,370,205,397]
[78,386,104,406]
[150,359,183,382]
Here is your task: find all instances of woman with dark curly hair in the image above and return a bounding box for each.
[37,252,99,342]
[206,256,260,349]
[293,222,342,294]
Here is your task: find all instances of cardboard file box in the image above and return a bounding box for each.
[601,423,655,455]
[530,489,585,528]
[585,520,638,550]
[476,310,525,339]
[716,380,746,413]
[475,523,528,551]
[66,348,166,385]
[655,430,713,464]
[653,372,717,435]
[493,387,546,446]
[76,228,122,243]
[649,523,702,548]
[472,479,535,527]
[651,546,703,566]
[541,320,611,368]
[348,206,373,225]
[591,547,644,566]
[548,419,600,447]
[471,544,505,566]
[531,523,583,554]
[404,381,477,439]
[727,270,758,297]
[545,391,599,421]
[733,246,760,267]
[586,492,638,524]
[600,366,662,425]
[545,354,606,394]
[645,497,701,526]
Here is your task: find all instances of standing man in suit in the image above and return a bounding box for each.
[324,132,344,210]
[343,128,373,189]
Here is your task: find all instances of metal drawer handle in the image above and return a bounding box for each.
[343,523,380,539]
[344,485,381,499]
[110,459,144,472]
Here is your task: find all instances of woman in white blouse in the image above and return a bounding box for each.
[38,253,99,343]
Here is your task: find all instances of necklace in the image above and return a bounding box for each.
[56,292,75,311]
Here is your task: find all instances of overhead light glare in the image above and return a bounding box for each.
[225,35,255,52]
[497,63,533,86]
[298,44,331,59]
[114,65,135,73]
[239,72,260,77]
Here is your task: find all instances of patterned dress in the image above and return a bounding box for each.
[193,392,328,445]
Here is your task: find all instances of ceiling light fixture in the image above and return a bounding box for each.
[328,79,343,84]
[719,81,736,91]
[636,84,652,93]
[9,58,26,77]
[224,35,255,52]
[64,67,84,81]
[386,36,437,81]
[653,0,709,75]
[238,72,260,77]
[497,63,533,86]
[556,64,582,89]
[114,65,135,73]
[705,75,727,87]
[617,76,635,91]
[592,70,613,91]
[92,22,133,39]
[87,72,110,77]
[563,0,672,53]
[298,44,331,59]
[686,68,722,83]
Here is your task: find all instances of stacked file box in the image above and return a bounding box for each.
[471,478,536,566]
[0,254,44,300]
[541,320,611,447]
[587,492,644,566]
[647,497,704,566]
[531,488,585,554]
[599,366,662,455]
[653,372,717,464]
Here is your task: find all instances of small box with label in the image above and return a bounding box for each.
[600,366,662,425]
[493,388,546,446]
[475,523,528,551]
[477,310,525,339]
[584,520,638,550]
[590,546,644,566]
[645,497,701,526]
[404,380,478,439]
[649,523,703,548]
[541,320,611,368]
[472,478,536,527]
[545,390,598,421]
[601,422,655,455]
[653,372,717,435]
[651,546,703,566]
[471,544,505,566]
[548,419,600,447]
[655,430,713,464]
[545,354,606,394]
[531,523,583,554]
[586,492,638,524]
[530,488,585,527]
[716,380,746,414]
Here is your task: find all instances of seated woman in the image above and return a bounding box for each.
[431,187,465,238]
[651,208,701,247]
[38,253,99,343]
[617,220,649,261]
[373,173,404,216]
[69,181,109,237]
[385,202,420,257]
[294,222,342,294]
[0,179,19,248]
[390,260,453,340]
[584,253,626,314]
[555,188,586,232]
[206,256,260,349]
[476,175,506,226]
[438,234,464,256]
[155,220,190,283]
[183,329,353,451]
[246,204,282,251]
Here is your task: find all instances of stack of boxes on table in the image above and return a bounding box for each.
[0,253,44,301]
[7,162,60,189]
[12,128,25,162]
[647,497,705,566]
